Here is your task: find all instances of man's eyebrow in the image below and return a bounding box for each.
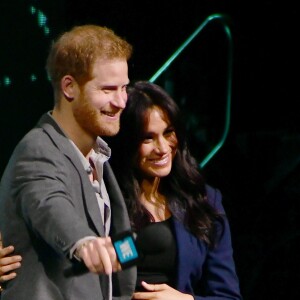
[100,83,129,90]
[101,85,118,90]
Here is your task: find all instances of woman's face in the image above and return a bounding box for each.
[137,106,178,179]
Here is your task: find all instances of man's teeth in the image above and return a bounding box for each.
[104,112,115,117]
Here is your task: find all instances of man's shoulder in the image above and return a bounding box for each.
[21,112,67,148]
[9,114,67,162]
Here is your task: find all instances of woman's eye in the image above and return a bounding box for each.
[141,135,153,143]
[164,129,175,137]
[143,137,152,143]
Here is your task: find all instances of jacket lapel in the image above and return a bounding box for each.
[38,113,105,236]
[172,218,206,291]
[103,162,131,233]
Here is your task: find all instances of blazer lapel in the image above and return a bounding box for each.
[38,113,105,236]
[103,162,131,233]
[172,218,206,291]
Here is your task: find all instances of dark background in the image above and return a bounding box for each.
[1,1,299,299]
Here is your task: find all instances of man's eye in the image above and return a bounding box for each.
[102,88,113,93]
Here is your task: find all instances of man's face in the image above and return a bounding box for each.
[73,59,129,138]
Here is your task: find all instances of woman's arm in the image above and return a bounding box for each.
[196,186,242,300]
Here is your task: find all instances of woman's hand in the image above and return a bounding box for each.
[0,238,22,284]
[132,281,194,300]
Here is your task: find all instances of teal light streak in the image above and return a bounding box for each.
[44,26,50,35]
[29,5,50,36]
[30,74,37,82]
[30,6,36,14]
[37,10,47,27]
[149,13,233,169]
[0,4,53,88]
[4,76,11,86]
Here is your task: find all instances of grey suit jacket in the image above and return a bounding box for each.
[0,113,136,300]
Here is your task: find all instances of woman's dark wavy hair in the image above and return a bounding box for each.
[109,81,223,246]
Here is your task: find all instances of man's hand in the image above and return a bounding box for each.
[76,237,121,275]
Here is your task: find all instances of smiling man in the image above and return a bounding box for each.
[0,25,136,300]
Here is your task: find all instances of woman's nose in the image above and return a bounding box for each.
[154,137,169,153]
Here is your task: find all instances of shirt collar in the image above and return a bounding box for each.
[47,111,111,173]
[69,137,111,174]
[94,136,111,158]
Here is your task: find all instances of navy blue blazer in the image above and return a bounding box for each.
[173,185,242,300]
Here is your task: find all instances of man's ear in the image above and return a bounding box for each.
[61,75,77,101]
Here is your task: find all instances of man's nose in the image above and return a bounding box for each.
[111,90,127,108]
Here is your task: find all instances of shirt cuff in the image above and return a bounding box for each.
[70,236,97,260]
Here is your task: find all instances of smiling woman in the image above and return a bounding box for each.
[108,80,243,299]
[137,105,178,181]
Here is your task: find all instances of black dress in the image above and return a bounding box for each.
[135,217,177,291]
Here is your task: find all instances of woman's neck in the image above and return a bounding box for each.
[140,177,171,221]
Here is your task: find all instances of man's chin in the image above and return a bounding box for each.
[100,126,120,137]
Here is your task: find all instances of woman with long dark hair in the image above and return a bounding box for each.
[109,81,242,299]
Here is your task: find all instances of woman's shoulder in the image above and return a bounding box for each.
[205,184,225,213]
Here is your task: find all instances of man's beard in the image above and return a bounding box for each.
[73,95,120,138]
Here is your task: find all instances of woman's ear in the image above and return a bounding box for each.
[61,75,77,101]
